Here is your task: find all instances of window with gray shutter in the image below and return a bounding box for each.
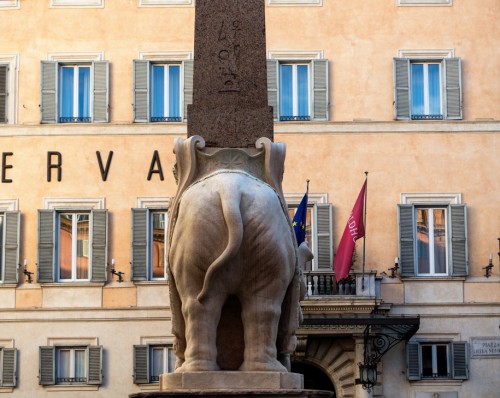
[37,210,56,283]
[183,60,193,122]
[406,342,421,381]
[40,61,58,124]
[87,346,103,385]
[2,211,20,284]
[131,209,148,281]
[93,61,109,123]
[450,204,467,276]
[452,342,469,380]
[0,348,17,387]
[0,64,8,123]
[133,60,150,123]
[316,203,332,270]
[312,59,329,121]
[90,210,108,283]
[444,58,462,120]
[398,204,415,276]
[39,346,56,385]
[266,59,279,121]
[394,58,411,120]
[133,345,149,384]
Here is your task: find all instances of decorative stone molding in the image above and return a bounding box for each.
[47,52,104,62]
[136,197,170,209]
[401,193,462,205]
[268,50,324,60]
[268,0,323,6]
[43,197,105,210]
[397,49,454,59]
[139,0,193,7]
[0,0,20,9]
[0,198,18,211]
[397,0,452,6]
[139,51,193,61]
[49,0,104,8]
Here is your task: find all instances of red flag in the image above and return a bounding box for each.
[334,181,367,282]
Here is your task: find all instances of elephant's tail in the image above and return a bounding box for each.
[197,189,244,302]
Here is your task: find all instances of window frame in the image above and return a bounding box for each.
[58,63,92,123]
[285,193,331,271]
[398,193,467,278]
[407,340,469,381]
[279,62,311,121]
[131,199,170,282]
[149,63,182,122]
[133,342,175,385]
[56,346,88,384]
[0,54,19,124]
[410,61,443,119]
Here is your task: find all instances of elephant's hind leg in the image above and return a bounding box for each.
[238,296,287,372]
[177,293,226,372]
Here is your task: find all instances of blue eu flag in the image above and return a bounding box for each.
[292,192,308,245]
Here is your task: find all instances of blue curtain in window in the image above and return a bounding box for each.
[411,64,424,116]
[61,67,74,118]
[169,65,180,118]
[280,65,293,117]
[428,64,441,115]
[297,65,309,117]
[78,67,90,118]
[151,65,165,118]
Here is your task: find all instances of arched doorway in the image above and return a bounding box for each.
[292,361,336,396]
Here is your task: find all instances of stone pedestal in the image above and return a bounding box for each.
[129,372,333,398]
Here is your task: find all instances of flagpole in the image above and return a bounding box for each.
[306,179,310,195]
[362,171,368,290]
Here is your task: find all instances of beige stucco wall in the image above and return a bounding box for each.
[1,0,499,125]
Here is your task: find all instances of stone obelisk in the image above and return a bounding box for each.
[187,0,274,147]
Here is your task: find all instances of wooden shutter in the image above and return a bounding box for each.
[133,345,150,384]
[93,61,109,123]
[450,204,468,276]
[40,61,58,124]
[134,60,149,123]
[3,211,20,284]
[316,203,333,270]
[452,342,469,380]
[267,59,279,121]
[90,209,107,283]
[406,342,421,381]
[1,348,17,387]
[37,210,55,283]
[394,58,411,120]
[312,59,329,121]
[398,204,415,276]
[183,60,193,122]
[39,346,55,385]
[0,64,7,123]
[131,208,148,281]
[87,346,103,385]
[444,58,462,120]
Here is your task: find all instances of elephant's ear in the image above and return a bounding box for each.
[168,136,206,241]
[255,137,286,206]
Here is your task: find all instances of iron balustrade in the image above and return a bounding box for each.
[56,377,87,383]
[411,114,443,120]
[150,117,182,122]
[302,270,379,298]
[279,115,311,121]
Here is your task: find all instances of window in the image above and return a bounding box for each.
[131,208,168,281]
[39,345,103,386]
[133,344,175,384]
[407,341,468,381]
[0,347,17,388]
[0,211,20,284]
[394,57,462,120]
[0,55,19,124]
[133,59,192,123]
[286,193,332,271]
[37,209,108,283]
[41,60,109,123]
[398,197,467,277]
[267,57,328,121]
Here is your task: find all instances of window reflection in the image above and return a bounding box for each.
[59,213,89,280]
[151,212,166,279]
[416,208,447,275]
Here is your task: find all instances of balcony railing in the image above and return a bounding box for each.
[302,270,380,299]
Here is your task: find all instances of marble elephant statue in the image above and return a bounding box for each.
[168,169,304,373]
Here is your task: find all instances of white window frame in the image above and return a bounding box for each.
[139,0,193,6]
[410,62,443,117]
[49,0,104,8]
[58,63,92,122]
[0,1,20,10]
[149,345,175,382]
[137,197,170,281]
[279,62,311,120]
[56,347,87,384]
[0,54,19,124]
[56,212,91,282]
[285,192,328,271]
[268,0,323,6]
[397,0,452,6]
[149,63,182,122]
[420,342,451,379]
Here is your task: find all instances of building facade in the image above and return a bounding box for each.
[0,1,499,397]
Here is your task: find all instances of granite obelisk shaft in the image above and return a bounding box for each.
[187,0,274,148]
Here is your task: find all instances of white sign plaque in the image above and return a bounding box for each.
[470,337,500,357]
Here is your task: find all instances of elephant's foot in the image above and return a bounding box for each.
[239,358,287,373]
[175,359,220,372]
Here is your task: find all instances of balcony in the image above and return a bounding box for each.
[302,270,381,299]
